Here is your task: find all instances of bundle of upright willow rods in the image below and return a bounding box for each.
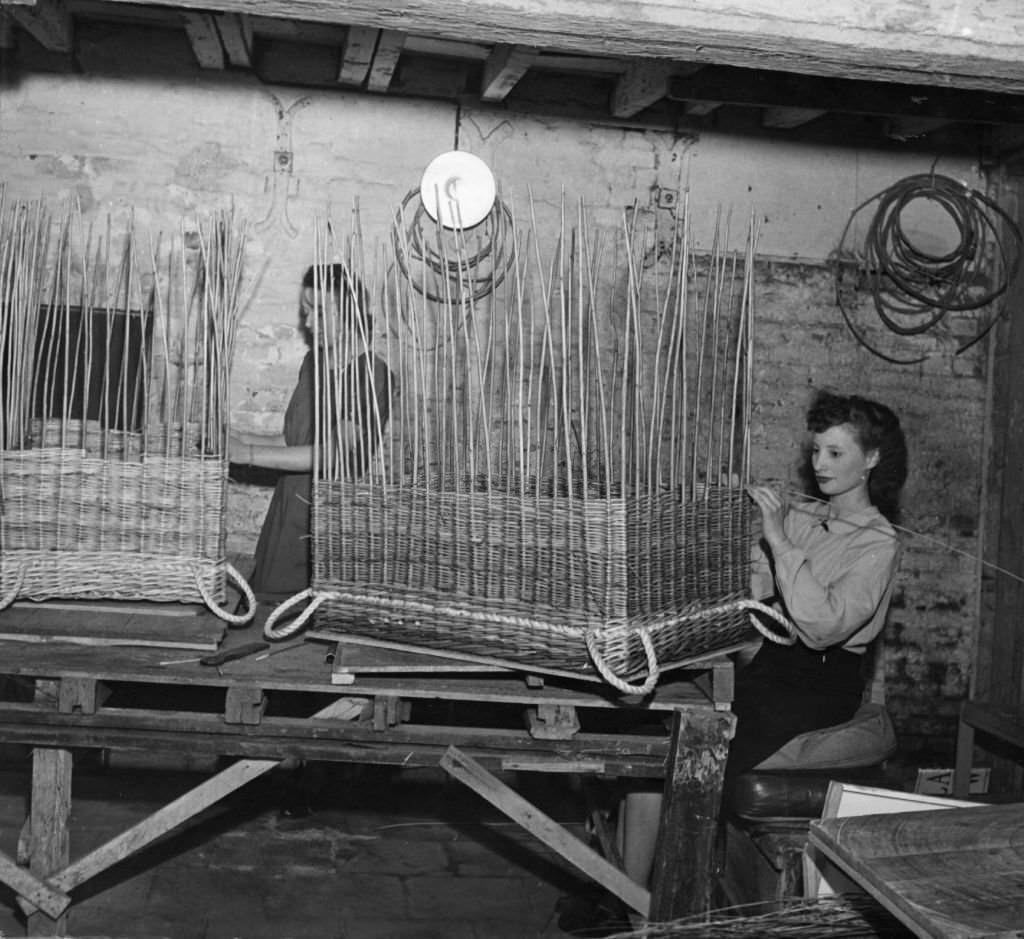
[285,196,757,690]
[0,196,254,622]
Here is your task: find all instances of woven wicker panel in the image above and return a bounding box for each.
[0,446,228,604]
[310,481,750,678]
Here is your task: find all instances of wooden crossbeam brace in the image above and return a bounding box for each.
[14,697,367,922]
[441,744,651,917]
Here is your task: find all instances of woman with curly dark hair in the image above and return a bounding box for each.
[569,390,909,932]
[730,388,908,777]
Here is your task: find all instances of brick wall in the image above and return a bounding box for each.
[0,71,989,763]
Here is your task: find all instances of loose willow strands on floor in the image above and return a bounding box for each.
[597,895,912,938]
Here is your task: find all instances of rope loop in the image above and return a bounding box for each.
[585,626,660,696]
[741,598,797,645]
[194,562,256,626]
[0,565,26,611]
[264,588,325,640]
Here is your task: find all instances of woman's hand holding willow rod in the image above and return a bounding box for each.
[747,484,789,552]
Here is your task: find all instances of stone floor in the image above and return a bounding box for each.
[0,758,618,939]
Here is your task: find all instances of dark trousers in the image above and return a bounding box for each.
[725,639,867,792]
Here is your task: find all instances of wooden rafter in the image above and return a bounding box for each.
[214,11,252,68]
[611,60,677,118]
[480,43,536,101]
[91,0,1024,95]
[337,23,377,87]
[182,10,224,69]
[366,28,403,92]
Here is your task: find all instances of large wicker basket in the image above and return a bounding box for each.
[304,480,753,690]
[0,423,252,621]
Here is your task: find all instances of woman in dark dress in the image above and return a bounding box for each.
[231,263,395,601]
[230,263,395,816]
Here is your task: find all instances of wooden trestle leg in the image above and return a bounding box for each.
[648,708,735,922]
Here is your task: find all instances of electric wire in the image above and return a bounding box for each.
[832,172,1023,365]
[392,187,514,303]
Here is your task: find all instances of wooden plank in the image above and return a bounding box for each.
[0,849,70,920]
[182,10,224,68]
[16,696,365,917]
[94,0,1024,94]
[808,804,1024,939]
[27,744,72,935]
[337,23,376,86]
[366,28,404,92]
[0,606,225,650]
[332,640,508,678]
[480,43,536,101]
[611,60,676,118]
[441,744,651,916]
[648,708,735,920]
[214,11,252,67]
[13,600,203,617]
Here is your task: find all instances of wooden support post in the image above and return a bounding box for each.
[648,708,735,922]
[225,686,267,725]
[27,747,72,936]
[58,678,100,715]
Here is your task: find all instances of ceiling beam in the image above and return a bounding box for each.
[480,43,536,101]
[182,11,224,68]
[214,12,252,67]
[366,27,403,92]
[669,68,1024,125]
[5,0,71,53]
[611,60,676,118]
[337,23,376,86]
[93,0,1024,95]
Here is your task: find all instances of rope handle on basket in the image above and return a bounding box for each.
[585,626,661,696]
[194,562,257,626]
[742,598,797,646]
[584,597,796,696]
[0,565,25,612]
[263,588,325,640]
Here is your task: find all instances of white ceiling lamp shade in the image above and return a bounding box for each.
[419,150,497,230]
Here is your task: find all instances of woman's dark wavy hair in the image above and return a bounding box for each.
[302,263,372,335]
[799,389,908,523]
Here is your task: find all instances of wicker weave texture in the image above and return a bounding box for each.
[310,481,751,676]
[0,446,229,603]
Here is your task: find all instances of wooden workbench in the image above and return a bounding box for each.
[0,603,738,936]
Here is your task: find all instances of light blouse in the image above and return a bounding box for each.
[751,499,900,654]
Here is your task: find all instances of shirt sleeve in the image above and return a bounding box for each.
[771,523,899,650]
[750,537,774,601]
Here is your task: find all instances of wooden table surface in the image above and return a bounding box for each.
[808,802,1024,939]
